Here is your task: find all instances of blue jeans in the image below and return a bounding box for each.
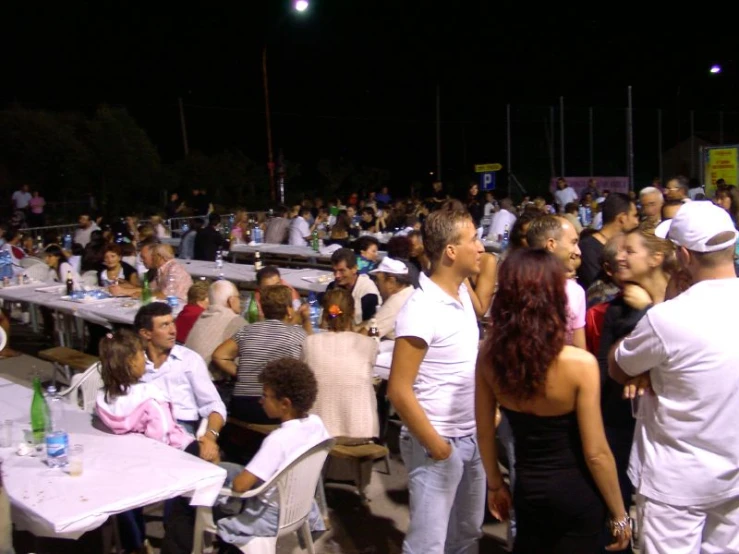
[399,428,485,554]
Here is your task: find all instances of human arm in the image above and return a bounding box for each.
[474,353,511,520]
[571,327,586,350]
[575,354,631,550]
[231,469,260,493]
[608,314,667,385]
[212,338,239,378]
[387,337,451,460]
[467,255,498,318]
[185,355,226,462]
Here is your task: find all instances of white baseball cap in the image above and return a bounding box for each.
[655,201,738,252]
[369,257,409,276]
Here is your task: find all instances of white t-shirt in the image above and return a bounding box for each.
[11,190,32,210]
[288,216,311,246]
[554,187,578,211]
[394,273,479,437]
[487,209,517,241]
[373,285,414,340]
[246,414,331,505]
[616,278,739,507]
[565,278,586,345]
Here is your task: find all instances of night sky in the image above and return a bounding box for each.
[3,2,736,192]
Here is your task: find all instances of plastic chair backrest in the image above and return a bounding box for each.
[24,263,54,282]
[62,362,103,413]
[19,257,44,268]
[0,326,6,352]
[272,438,334,536]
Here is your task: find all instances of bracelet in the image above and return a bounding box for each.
[208,429,220,439]
[609,513,631,535]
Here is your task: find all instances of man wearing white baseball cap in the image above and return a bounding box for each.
[609,200,739,552]
[365,257,415,341]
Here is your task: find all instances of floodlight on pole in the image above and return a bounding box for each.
[710,64,722,74]
[295,0,309,12]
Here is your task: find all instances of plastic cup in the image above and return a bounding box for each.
[68,444,84,476]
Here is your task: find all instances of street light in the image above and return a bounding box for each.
[263,1,310,204]
[710,64,722,75]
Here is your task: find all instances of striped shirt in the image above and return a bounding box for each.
[232,320,306,397]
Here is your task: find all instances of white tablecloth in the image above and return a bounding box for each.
[0,383,226,539]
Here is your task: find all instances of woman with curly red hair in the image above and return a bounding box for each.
[475,248,630,552]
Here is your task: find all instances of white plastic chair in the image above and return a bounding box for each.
[19,256,44,268]
[192,437,335,554]
[59,362,103,413]
[81,270,99,288]
[23,262,54,282]
[0,326,7,353]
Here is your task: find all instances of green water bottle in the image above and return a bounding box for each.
[141,275,152,305]
[311,229,319,253]
[247,293,259,324]
[30,376,49,444]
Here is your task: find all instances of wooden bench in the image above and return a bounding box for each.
[38,347,100,386]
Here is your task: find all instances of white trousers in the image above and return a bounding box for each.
[637,494,739,554]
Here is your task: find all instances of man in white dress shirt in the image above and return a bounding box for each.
[134,302,226,462]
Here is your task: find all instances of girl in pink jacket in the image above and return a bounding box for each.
[95,329,196,451]
[96,329,204,553]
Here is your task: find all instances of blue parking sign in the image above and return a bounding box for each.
[480,172,495,190]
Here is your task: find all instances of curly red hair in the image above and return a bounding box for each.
[483,248,568,400]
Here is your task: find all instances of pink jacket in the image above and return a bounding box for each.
[95,382,194,450]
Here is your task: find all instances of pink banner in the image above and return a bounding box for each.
[550,177,629,196]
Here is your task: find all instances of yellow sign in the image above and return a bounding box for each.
[705,147,739,197]
[474,163,502,173]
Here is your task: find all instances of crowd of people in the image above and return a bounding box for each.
[1,175,738,553]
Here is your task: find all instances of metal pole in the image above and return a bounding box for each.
[436,83,442,181]
[277,149,286,205]
[627,86,634,191]
[549,106,555,177]
[262,46,276,203]
[657,109,663,184]
[690,110,695,177]
[588,107,594,177]
[506,103,512,198]
[559,96,565,177]
[178,97,189,157]
[720,110,724,144]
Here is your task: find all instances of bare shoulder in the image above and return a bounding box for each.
[481,253,498,270]
[558,346,598,378]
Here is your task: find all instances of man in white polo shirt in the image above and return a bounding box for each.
[388,202,485,553]
[609,200,739,553]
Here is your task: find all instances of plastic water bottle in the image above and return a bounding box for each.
[165,274,179,310]
[0,251,11,282]
[63,233,73,252]
[214,250,224,278]
[501,225,510,251]
[253,224,262,244]
[308,292,320,330]
[45,385,69,468]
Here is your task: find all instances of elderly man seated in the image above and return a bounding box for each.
[186,279,247,401]
[359,257,414,340]
[110,242,192,305]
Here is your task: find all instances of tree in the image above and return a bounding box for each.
[84,105,162,215]
[0,107,91,196]
[316,157,355,194]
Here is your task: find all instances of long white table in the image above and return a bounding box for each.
[0,381,226,539]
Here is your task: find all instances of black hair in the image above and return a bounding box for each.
[259,358,318,417]
[133,302,172,332]
[602,193,634,225]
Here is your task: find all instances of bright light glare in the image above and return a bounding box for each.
[295,0,309,12]
[710,64,722,74]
